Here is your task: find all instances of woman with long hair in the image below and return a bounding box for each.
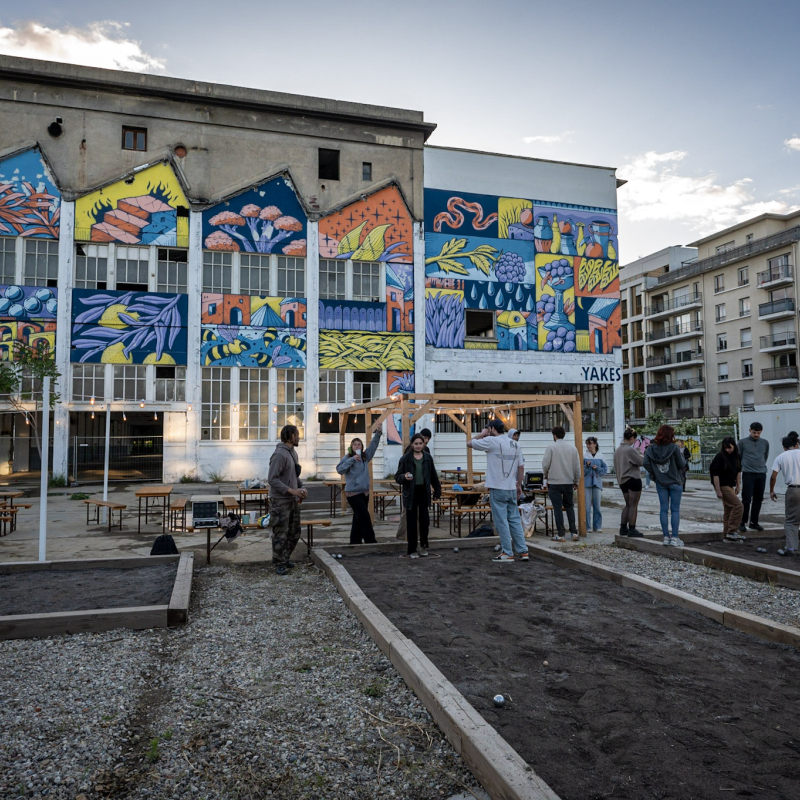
[336,423,382,544]
[614,428,644,537]
[710,436,743,541]
[396,433,441,558]
[583,436,608,532]
[643,424,687,546]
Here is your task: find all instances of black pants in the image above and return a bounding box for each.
[548,484,577,535]
[741,472,766,526]
[347,492,376,544]
[407,485,430,554]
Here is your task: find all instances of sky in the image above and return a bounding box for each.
[1,0,799,263]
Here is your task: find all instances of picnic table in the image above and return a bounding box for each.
[84,498,126,532]
[239,487,269,516]
[439,469,485,482]
[135,485,173,533]
[0,490,25,508]
[324,478,399,518]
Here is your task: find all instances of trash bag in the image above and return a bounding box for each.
[150,534,179,555]
[467,523,495,538]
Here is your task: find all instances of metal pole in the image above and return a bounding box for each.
[38,376,50,562]
[73,435,77,485]
[102,405,111,523]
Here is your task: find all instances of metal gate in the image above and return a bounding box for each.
[70,436,163,483]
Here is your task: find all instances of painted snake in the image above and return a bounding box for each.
[433,197,498,232]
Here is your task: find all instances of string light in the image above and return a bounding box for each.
[187,404,192,412]
[314,404,319,411]
[328,413,333,423]
[213,414,218,424]
[24,414,29,425]
[233,404,238,412]
[89,396,95,406]
[123,411,127,422]
[153,411,158,421]
[273,405,277,413]
[91,410,95,420]
[139,400,145,408]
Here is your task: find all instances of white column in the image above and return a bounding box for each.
[412,221,431,436]
[53,200,75,481]
[38,376,51,561]
[305,222,320,475]
[185,211,203,476]
[613,355,625,444]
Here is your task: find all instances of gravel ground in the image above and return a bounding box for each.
[575,543,800,628]
[0,563,482,800]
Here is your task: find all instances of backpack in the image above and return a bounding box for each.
[467,523,495,538]
[150,534,179,555]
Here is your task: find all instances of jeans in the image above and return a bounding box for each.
[741,472,767,525]
[548,484,577,536]
[489,488,527,556]
[585,486,602,531]
[347,492,376,545]
[785,487,800,551]
[655,483,682,538]
[406,485,430,555]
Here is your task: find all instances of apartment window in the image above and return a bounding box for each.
[743,389,754,404]
[768,253,790,270]
[739,297,750,317]
[620,325,629,345]
[155,366,186,402]
[0,237,16,283]
[633,346,644,368]
[277,256,305,297]
[620,297,628,319]
[465,309,495,339]
[718,362,729,381]
[740,328,752,348]
[239,254,271,296]
[75,244,108,289]
[354,371,380,403]
[23,239,58,287]
[719,392,730,415]
[742,359,753,379]
[72,364,105,402]
[362,162,372,181]
[714,274,725,293]
[203,251,232,294]
[634,372,645,392]
[239,368,270,440]
[622,350,629,369]
[116,246,149,290]
[775,352,797,369]
[716,241,735,254]
[319,259,346,300]
[318,149,340,181]
[632,320,643,341]
[319,369,346,404]
[352,261,381,302]
[201,367,231,440]
[633,286,642,316]
[738,267,749,287]
[122,126,147,151]
[277,368,304,438]
[113,365,146,401]
[717,333,727,351]
[157,249,188,293]
[715,303,726,322]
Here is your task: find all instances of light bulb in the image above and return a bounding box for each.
[139,401,145,408]
[213,416,218,424]
[153,411,158,420]
[91,411,95,420]
[25,415,29,425]
[351,401,355,407]
[90,396,95,405]
[55,419,60,425]
[233,404,238,412]
[244,419,248,427]
[328,414,333,423]
[314,404,319,411]
[187,404,192,412]
[273,405,277,413]
[123,412,127,422]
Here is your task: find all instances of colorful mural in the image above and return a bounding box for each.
[319,186,412,264]
[74,163,189,247]
[386,370,416,444]
[319,300,387,331]
[202,175,307,255]
[0,147,60,239]
[0,285,57,360]
[319,330,413,370]
[201,293,307,328]
[71,290,188,364]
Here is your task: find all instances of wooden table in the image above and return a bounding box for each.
[439,470,485,482]
[0,490,25,508]
[239,487,269,516]
[85,499,126,532]
[325,479,399,518]
[135,485,173,533]
[440,488,490,537]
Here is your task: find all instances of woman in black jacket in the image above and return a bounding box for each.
[396,433,441,558]
[709,436,743,541]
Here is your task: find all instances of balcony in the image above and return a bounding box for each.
[647,377,705,395]
[758,298,795,320]
[762,366,799,385]
[757,263,793,288]
[646,350,703,371]
[644,292,703,319]
[719,405,730,417]
[759,331,797,352]
[646,321,703,342]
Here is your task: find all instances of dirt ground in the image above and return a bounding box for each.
[343,546,800,800]
[0,564,178,615]
[691,536,800,571]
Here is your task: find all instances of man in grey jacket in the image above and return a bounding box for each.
[738,422,769,533]
[268,425,307,575]
[542,426,581,541]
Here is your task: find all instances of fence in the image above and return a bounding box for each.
[71,436,163,483]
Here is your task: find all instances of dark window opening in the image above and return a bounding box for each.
[156,366,176,380]
[157,248,188,263]
[116,282,148,292]
[362,162,372,181]
[318,413,364,434]
[122,126,147,151]
[465,309,495,339]
[318,149,340,180]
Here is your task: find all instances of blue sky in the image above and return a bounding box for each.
[1,0,799,262]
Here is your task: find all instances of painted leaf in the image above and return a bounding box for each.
[337,221,368,256]
[440,237,467,257]
[467,245,499,276]
[351,224,391,261]
[435,259,469,275]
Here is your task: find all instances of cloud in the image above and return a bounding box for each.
[0,20,165,72]
[522,131,574,145]
[784,137,800,151]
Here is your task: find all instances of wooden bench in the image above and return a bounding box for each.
[0,502,32,533]
[373,489,400,521]
[168,497,188,532]
[452,503,492,538]
[84,499,126,532]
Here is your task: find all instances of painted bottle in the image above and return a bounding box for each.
[533,215,553,253]
[576,222,587,256]
[551,213,561,255]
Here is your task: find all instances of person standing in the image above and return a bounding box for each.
[738,422,769,533]
[268,425,307,575]
[709,437,743,541]
[583,436,608,532]
[614,428,644,537]
[770,436,800,557]
[337,423,382,544]
[508,428,525,498]
[468,419,528,561]
[396,427,432,540]
[542,425,582,542]
[643,424,686,547]
[677,439,691,490]
[396,433,441,558]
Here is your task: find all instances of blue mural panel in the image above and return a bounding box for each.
[0,147,60,239]
[318,300,387,331]
[0,285,57,361]
[425,233,534,283]
[463,279,537,313]
[201,325,306,368]
[424,189,499,239]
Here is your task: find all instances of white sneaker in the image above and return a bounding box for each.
[669,537,684,547]
[662,536,670,545]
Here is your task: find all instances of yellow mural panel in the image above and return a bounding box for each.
[319,330,413,370]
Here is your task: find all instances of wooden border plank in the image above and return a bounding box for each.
[0,605,168,640]
[168,551,194,626]
[0,555,180,574]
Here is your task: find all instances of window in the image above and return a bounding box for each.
[362,162,372,181]
[714,274,725,293]
[622,350,629,369]
[352,261,381,302]
[768,253,790,270]
[276,369,304,438]
[738,267,749,287]
[239,254,271,296]
[716,241,735,254]
[718,362,729,381]
[742,359,753,378]
[318,149,340,180]
[157,249,188,293]
[740,328,752,348]
[719,392,730,407]
[746,234,753,242]
[632,320,643,341]
[775,352,797,368]
[769,287,790,302]
[122,126,147,151]
[632,346,644,368]
[155,366,186,402]
[620,297,628,319]
[634,372,645,392]
[23,239,58,287]
[620,325,628,345]
[277,256,305,297]
[715,303,726,322]
[0,237,15,283]
[116,246,149,290]
[354,371,380,403]
[239,368,269,440]
[717,333,727,351]
[113,365,146,401]
[75,244,108,289]
[465,309,495,339]
[203,251,232,293]
[633,286,642,316]
[319,259,346,300]
[743,389,754,404]
[739,297,750,317]
[319,369,346,404]
[202,367,231,440]
[72,364,105,402]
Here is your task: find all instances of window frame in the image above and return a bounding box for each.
[23,238,59,287]
[201,366,231,441]
[121,126,147,152]
[155,365,186,402]
[318,148,340,181]
[112,365,146,402]
[156,248,188,294]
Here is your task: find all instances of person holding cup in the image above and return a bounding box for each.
[396,433,441,558]
[337,422,383,544]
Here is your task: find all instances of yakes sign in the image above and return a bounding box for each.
[581,366,622,383]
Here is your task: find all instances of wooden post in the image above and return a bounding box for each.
[465,412,473,485]
[572,398,586,537]
[340,411,348,515]
[400,394,409,451]
[366,410,374,524]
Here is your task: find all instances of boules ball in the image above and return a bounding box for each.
[494,544,502,552]
[543,660,549,666]
[493,695,505,708]
[453,547,459,552]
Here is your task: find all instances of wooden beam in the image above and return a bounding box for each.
[465,412,473,484]
[340,411,348,514]
[366,411,374,525]
[572,399,586,538]
[409,399,436,425]
[444,410,469,435]
[559,403,574,426]
[401,394,410,451]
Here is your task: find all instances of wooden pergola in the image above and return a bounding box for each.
[338,393,587,537]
